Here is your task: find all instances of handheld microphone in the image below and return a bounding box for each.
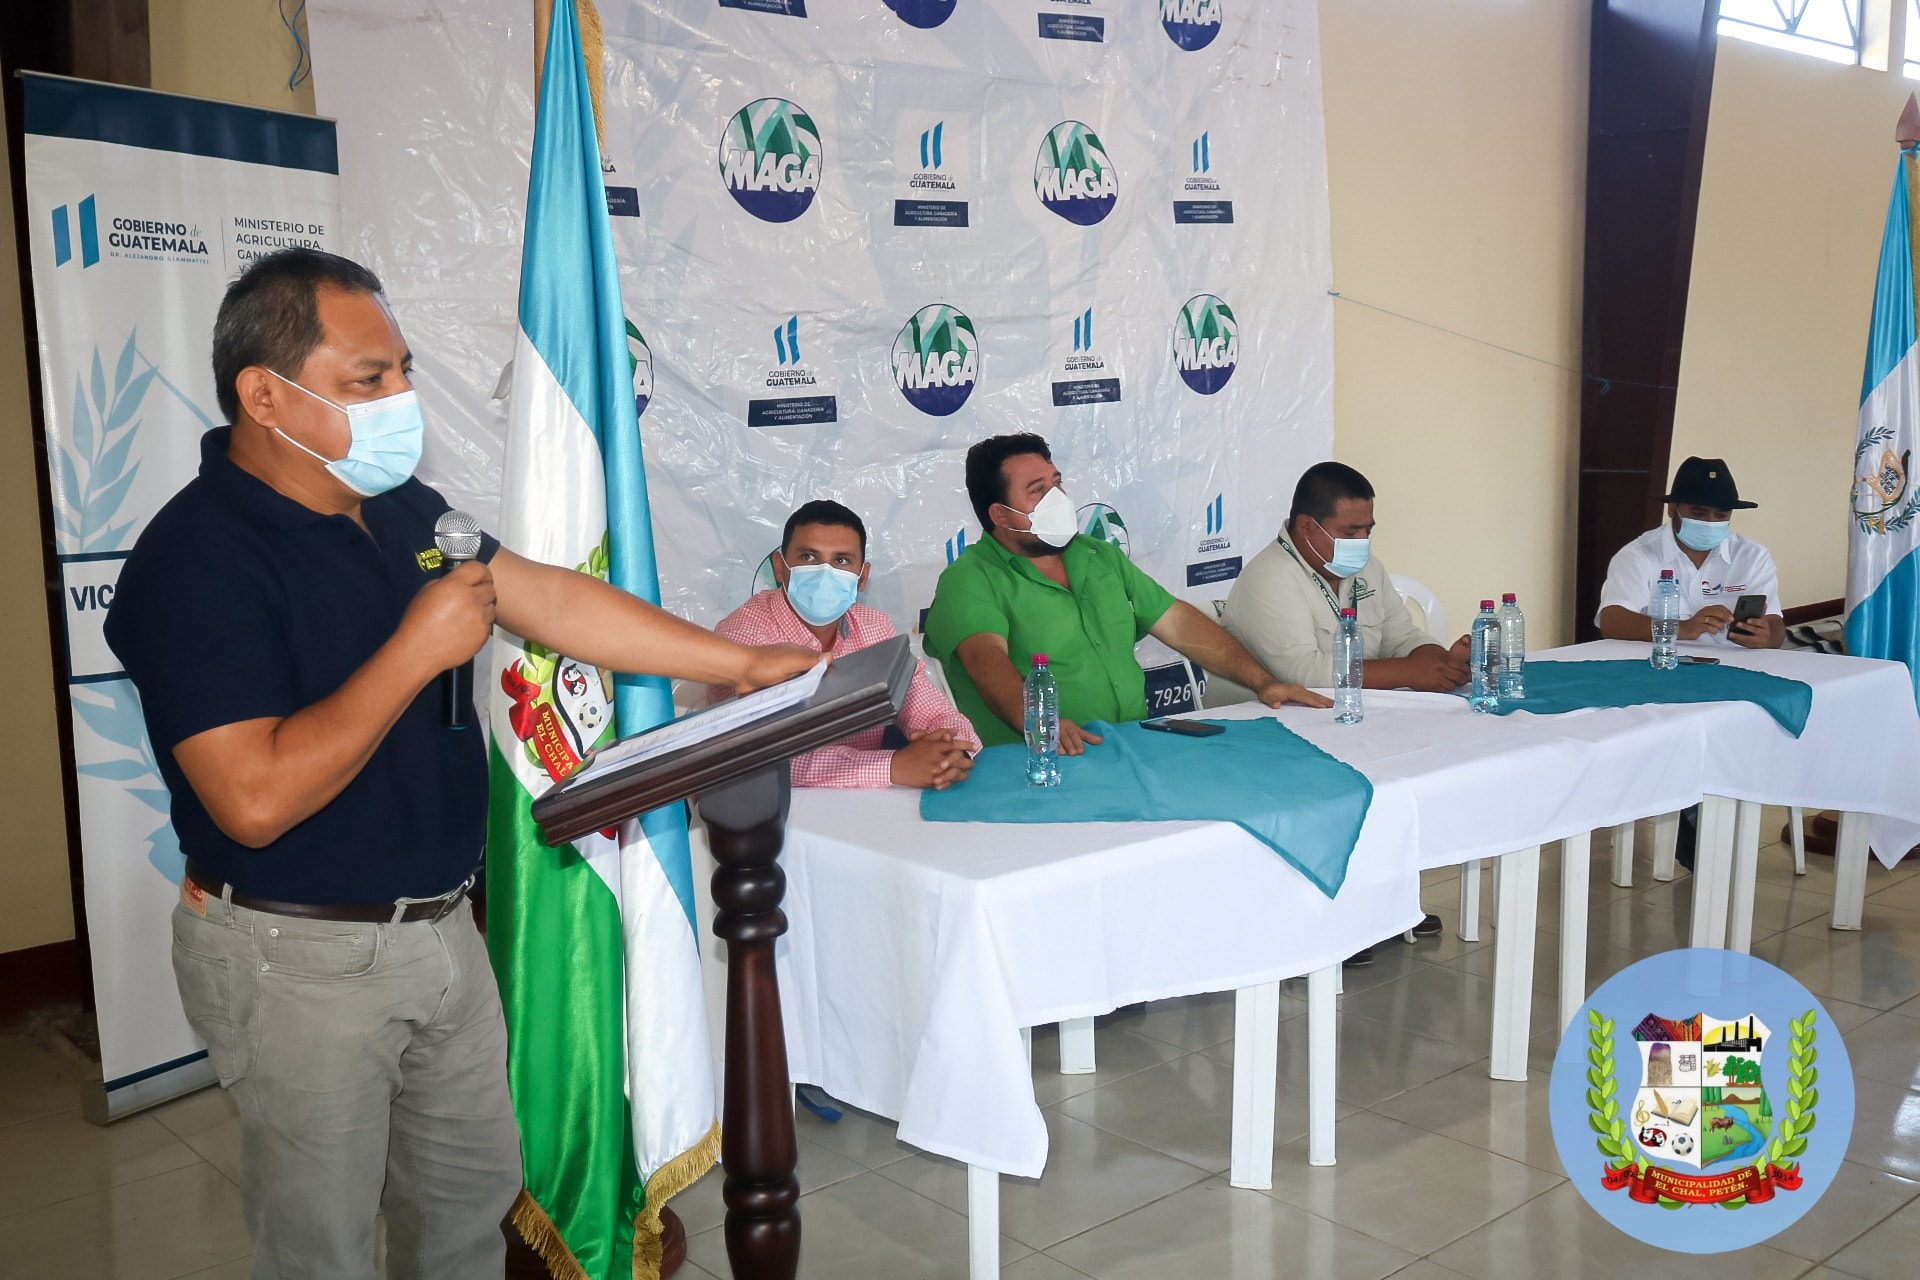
[434,510,485,730]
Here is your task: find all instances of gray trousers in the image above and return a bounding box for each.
[170,884,522,1280]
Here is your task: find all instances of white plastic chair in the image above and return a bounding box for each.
[1388,573,1447,644]
[908,632,953,702]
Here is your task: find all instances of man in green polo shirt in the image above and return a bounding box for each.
[925,433,1328,750]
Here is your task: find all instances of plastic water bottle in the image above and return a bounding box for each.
[1470,600,1500,713]
[1650,570,1681,671]
[1497,592,1526,700]
[1024,654,1061,786]
[1333,607,1363,724]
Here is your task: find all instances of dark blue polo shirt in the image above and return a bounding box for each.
[105,427,499,904]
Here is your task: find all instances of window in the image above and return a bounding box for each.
[1906,0,1920,76]
[1718,0,1863,65]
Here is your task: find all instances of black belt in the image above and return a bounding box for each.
[185,860,472,924]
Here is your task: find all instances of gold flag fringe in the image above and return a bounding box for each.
[511,1188,591,1280]
[632,1121,723,1280]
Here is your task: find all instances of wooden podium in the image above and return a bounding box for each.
[532,636,914,1279]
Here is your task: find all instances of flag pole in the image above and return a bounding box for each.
[533,0,554,105]
[504,6,693,1276]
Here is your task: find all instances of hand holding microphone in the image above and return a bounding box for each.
[418,510,489,729]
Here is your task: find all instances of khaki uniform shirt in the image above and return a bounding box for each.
[1218,532,1435,691]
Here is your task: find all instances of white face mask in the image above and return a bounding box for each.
[267,369,424,497]
[1307,516,1370,579]
[1011,486,1078,549]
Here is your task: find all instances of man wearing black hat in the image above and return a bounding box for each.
[1596,456,1784,650]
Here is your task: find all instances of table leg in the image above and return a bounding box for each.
[1058,1017,1096,1075]
[1688,796,1738,949]
[1307,965,1337,1166]
[1490,845,1540,1081]
[1458,859,1482,942]
[966,1164,997,1280]
[1610,821,1635,888]
[1832,811,1871,931]
[1559,832,1590,1033]
[1728,801,1762,954]
[1651,811,1680,881]
[1230,981,1280,1189]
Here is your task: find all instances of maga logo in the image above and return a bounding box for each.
[1078,503,1130,557]
[718,98,823,223]
[626,319,653,419]
[892,303,979,416]
[1161,0,1223,51]
[1034,122,1119,226]
[1174,294,1238,394]
[884,0,957,28]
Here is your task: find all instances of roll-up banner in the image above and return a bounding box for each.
[21,73,340,1121]
[309,0,1334,646]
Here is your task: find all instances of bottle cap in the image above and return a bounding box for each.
[1502,592,1517,604]
[1032,653,1048,665]
[1660,569,1675,579]
[1340,607,1356,618]
[1481,599,1495,610]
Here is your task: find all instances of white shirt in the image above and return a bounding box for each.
[1595,524,1782,644]
[1219,533,1435,689]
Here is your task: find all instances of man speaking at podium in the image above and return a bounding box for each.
[103,248,816,1279]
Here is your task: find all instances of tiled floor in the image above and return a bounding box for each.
[4,807,1918,1279]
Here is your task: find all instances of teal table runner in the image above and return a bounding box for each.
[1492,660,1812,737]
[919,718,1372,897]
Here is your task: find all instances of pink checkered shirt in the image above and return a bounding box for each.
[708,590,979,788]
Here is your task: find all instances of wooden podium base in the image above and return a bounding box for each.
[1781,810,1839,857]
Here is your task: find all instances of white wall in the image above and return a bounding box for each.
[1320,0,1589,644]
[0,89,76,954]
[1673,34,1919,610]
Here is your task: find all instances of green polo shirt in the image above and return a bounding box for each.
[924,533,1177,747]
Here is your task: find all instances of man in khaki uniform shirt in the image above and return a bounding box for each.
[1217,462,1469,698]
[1215,461,1463,961]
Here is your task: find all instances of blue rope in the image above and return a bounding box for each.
[279,0,312,91]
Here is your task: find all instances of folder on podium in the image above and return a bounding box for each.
[530,632,913,846]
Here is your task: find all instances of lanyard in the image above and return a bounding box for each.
[1277,532,1350,620]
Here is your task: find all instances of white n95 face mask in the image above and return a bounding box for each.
[1022,486,1079,549]
[268,369,425,497]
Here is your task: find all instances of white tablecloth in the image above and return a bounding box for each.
[763,639,1920,1178]
[1530,641,1920,866]
[773,780,1423,1178]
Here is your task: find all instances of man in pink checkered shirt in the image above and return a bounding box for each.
[708,500,978,789]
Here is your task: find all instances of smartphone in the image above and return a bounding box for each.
[1141,717,1225,737]
[1733,594,1767,623]
[1677,655,1721,666]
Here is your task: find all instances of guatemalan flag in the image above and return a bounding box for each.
[1847,132,1920,716]
[485,3,715,1278]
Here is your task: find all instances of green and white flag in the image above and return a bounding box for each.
[486,3,715,1277]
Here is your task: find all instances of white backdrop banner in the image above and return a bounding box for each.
[22,74,340,1118]
[310,0,1333,633]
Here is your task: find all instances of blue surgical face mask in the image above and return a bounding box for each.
[268,369,425,497]
[1677,517,1730,553]
[783,561,861,627]
[1308,516,1370,578]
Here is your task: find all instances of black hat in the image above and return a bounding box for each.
[1664,456,1757,511]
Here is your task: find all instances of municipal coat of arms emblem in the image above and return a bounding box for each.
[1588,1008,1816,1208]
[1551,949,1854,1252]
